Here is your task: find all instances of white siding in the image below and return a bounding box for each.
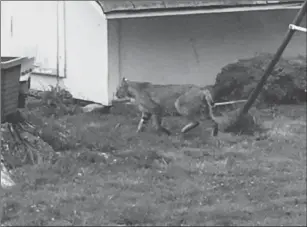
[1,1,109,105]
[31,75,65,92]
[64,1,109,105]
[112,9,306,92]
[1,1,12,55]
[1,1,60,75]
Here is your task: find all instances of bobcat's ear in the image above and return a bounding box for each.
[120,77,128,85]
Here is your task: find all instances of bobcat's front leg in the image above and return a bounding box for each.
[211,122,219,136]
[136,112,152,133]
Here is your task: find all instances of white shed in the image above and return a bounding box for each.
[1,0,306,106]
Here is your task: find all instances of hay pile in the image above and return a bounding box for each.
[1,119,55,170]
[213,53,306,105]
[1,93,75,170]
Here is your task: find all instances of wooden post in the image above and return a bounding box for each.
[56,1,60,91]
[237,0,307,119]
[63,1,67,78]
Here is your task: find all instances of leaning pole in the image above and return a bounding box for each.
[236,0,307,121]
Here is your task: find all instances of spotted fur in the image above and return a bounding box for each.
[115,78,215,135]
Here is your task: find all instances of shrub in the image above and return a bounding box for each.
[213,53,306,105]
[39,86,81,118]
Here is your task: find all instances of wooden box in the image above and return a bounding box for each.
[1,57,24,123]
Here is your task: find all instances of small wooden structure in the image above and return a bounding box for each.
[1,57,24,123]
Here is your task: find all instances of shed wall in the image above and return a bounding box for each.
[111,9,306,95]
[1,1,110,105]
[64,1,109,104]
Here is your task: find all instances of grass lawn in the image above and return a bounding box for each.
[1,103,306,226]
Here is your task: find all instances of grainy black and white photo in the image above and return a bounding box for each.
[1,0,306,226]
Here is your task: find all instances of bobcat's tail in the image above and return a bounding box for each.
[202,89,215,107]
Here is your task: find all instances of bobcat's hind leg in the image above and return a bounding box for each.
[181,121,200,134]
[211,122,219,137]
[137,112,152,133]
[152,114,171,136]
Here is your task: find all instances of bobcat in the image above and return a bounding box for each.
[115,78,215,136]
[115,78,171,135]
